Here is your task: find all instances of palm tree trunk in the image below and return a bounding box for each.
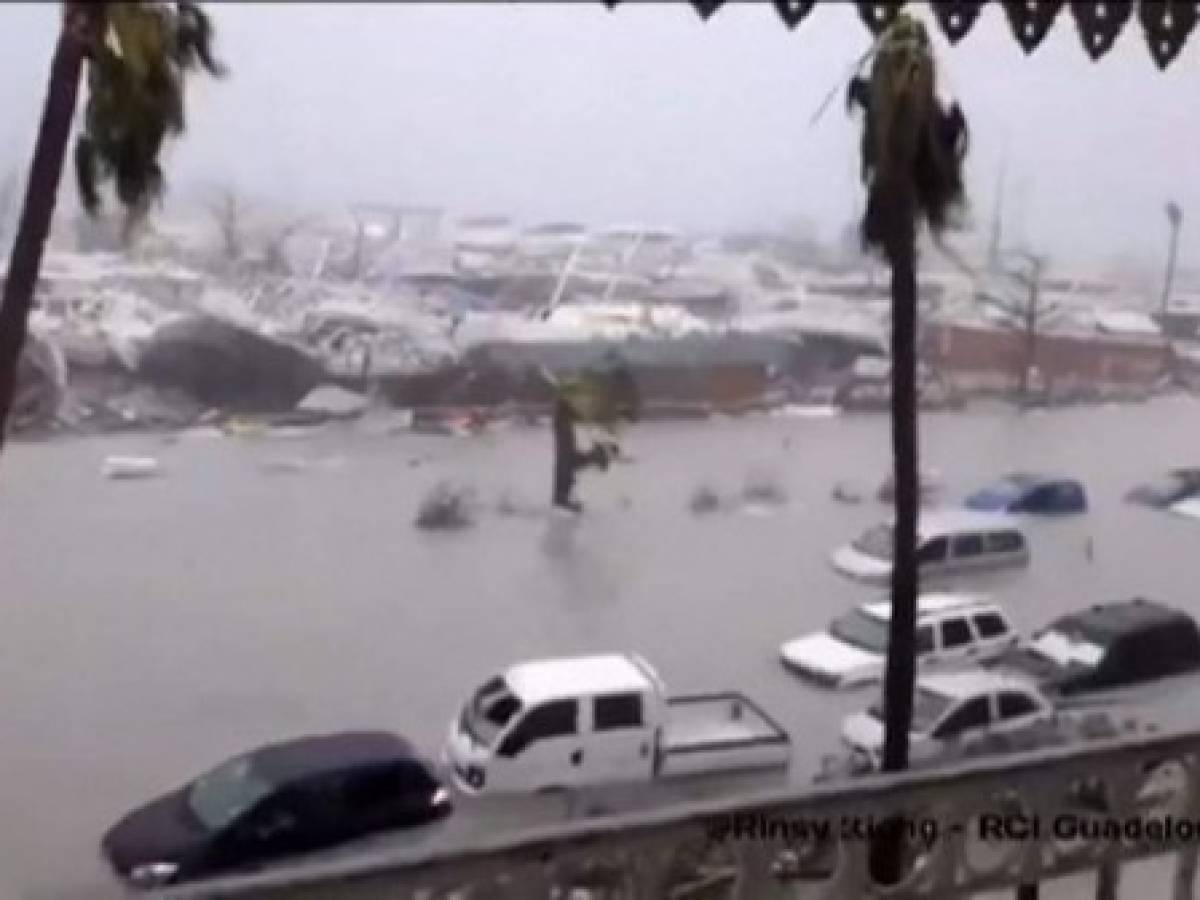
[881,188,919,777]
[867,182,919,888]
[0,10,86,452]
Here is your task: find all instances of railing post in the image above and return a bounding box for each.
[1095,859,1120,900]
[1175,846,1199,900]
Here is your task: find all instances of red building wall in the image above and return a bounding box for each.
[922,323,1170,389]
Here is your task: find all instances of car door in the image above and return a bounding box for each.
[984,530,1028,570]
[914,624,937,671]
[212,790,310,873]
[948,532,987,575]
[337,763,432,836]
[971,610,1017,660]
[916,537,950,579]
[994,690,1047,735]
[494,699,582,791]
[928,696,992,755]
[936,616,977,666]
[586,692,653,784]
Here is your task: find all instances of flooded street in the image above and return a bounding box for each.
[5,398,1200,898]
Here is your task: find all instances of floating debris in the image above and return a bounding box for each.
[832,481,865,504]
[296,384,369,419]
[416,481,476,530]
[770,404,840,419]
[877,467,943,503]
[741,470,788,507]
[495,490,542,519]
[689,484,723,515]
[259,456,345,475]
[101,455,162,480]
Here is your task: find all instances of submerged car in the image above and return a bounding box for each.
[780,593,1016,687]
[965,474,1087,515]
[831,510,1030,585]
[841,669,1054,772]
[102,732,451,888]
[992,598,1200,703]
[1125,468,1200,508]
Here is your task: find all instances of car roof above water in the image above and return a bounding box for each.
[917,509,1025,539]
[861,593,997,622]
[503,654,654,705]
[251,731,418,784]
[1043,598,1195,645]
[918,667,1038,701]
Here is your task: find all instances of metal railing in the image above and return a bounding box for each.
[165,725,1200,900]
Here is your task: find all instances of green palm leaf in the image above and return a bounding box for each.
[74,1,225,237]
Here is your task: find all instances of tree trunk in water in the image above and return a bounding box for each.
[0,14,85,454]
[1162,218,1181,314]
[552,397,580,510]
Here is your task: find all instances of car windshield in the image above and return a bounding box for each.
[188,755,276,833]
[968,480,1024,510]
[829,608,889,654]
[867,687,953,735]
[1030,628,1105,668]
[461,677,522,747]
[853,523,894,561]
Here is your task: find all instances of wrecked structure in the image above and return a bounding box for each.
[7,204,1183,436]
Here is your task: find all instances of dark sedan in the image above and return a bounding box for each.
[102,731,451,889]
[991,598,1200,702]
[965,473,1087,515]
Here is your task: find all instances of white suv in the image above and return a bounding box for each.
[780,594,1017,688]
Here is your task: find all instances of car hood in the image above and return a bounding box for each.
[993,645,1073,688]
[830,545,891,583]
[102,789,207,875]
[781,632,881,682]
[841,711,888,753]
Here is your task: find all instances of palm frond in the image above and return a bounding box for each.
[74,1,225,238]
[852,12,968,256]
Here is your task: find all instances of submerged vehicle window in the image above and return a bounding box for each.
[868,687,952,733]
[462,677,522,745]
[829,608,889,653]
[853,524,894,561]
[1134,474,1192,505]
[188,755,275,833]
[970,481,1023,509]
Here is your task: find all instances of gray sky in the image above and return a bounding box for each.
[1,2,1198,272]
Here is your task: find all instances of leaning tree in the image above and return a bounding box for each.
[0,1,224,452]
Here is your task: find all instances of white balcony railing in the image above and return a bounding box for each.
[163,725,1200,899]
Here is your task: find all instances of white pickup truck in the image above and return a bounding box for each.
[443,654,791,794]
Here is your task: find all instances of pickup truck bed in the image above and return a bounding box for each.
[658,693,791,777]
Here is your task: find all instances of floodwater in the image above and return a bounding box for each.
[4,399,1200,899]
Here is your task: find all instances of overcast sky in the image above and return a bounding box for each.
[1,2,1197,272]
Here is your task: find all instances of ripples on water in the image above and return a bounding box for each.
[4,397,1200,896]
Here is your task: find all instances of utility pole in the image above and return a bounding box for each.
[1162,201,1183,314]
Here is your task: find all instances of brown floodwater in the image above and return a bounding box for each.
[4,398,1200,898]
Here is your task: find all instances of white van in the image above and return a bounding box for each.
[443,654,790,794]
[831,510,1029,585]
